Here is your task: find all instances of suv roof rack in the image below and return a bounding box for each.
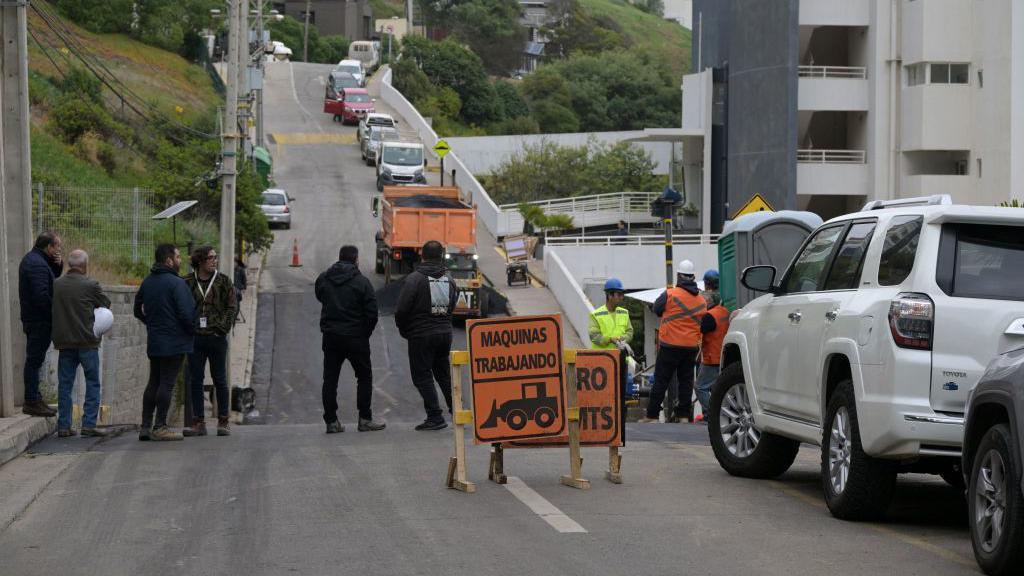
[861,195,952,211]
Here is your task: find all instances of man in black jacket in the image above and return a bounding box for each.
[315,245,384,433]
[18,232,63,417]
[395,240,459,431]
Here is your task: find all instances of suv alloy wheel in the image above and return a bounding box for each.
[708,363,800,478]
[821,381,896,520]
[969,424,1024,575]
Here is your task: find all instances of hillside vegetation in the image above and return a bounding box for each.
[578,0,691,79]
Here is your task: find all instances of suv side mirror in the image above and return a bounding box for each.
[741,265,777,293]
[371,196,380,217]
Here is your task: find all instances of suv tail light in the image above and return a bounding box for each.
[283,205,290,214]
[888,293,933,350]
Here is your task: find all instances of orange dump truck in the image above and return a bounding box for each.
[371,185,487,317]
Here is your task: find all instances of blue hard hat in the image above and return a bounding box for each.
[703,269,720,281]
[604,278,624,292]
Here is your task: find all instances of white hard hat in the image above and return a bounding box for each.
[93,307,114,339]
[677,259,695,275]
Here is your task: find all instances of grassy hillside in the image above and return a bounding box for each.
[578,0,691,79]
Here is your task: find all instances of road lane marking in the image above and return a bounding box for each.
[269,133,357,145]
[288,62,322,133]
[504,476,586,533]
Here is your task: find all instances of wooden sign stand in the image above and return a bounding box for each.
[446,351,476,493]
[607,447,622,484]
[560,351,590,490]
[488,444,507,484]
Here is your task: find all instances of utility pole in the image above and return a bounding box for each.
[220,0,239,284]
[302,0,312,62]
[238,0,250,163]
[0,0,33,417]
[255,0,265,147]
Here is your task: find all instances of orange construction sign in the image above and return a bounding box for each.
[467,315,566,444]
[504,350,623,448]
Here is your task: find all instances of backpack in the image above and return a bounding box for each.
[428,275,451,316]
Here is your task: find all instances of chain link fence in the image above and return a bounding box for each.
[32,184,157,281]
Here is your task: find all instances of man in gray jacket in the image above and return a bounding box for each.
[52,250,111,437]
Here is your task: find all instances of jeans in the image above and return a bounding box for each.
[695,364,720,418]
[407,333,453,421]
[188,334,229,422]
[57,349,101,430]
[23,323,51,402]
[142,355,184,429]
[647,345,698,419]
[322,333,374,423]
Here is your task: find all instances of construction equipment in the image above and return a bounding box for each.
[372,185,486,317]
[480,381,559,430]
[503,235,530,287]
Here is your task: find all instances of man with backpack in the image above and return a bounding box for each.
[395,240,459,431]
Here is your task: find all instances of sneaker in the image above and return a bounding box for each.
[57,429,77,438]
[217,417,231,437]
[415,419,447,431]
[325,421,345,434]
[637,417,660,423]
[183,421,207,437]
[358,417,386,432]
[23,400,56,418]
[81,428,108,437]
[150,426,184,441]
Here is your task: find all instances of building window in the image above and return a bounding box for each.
[907,63,926,86]
[906,63,969,86]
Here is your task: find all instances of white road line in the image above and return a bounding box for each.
[504,476,587,533]
[287,62,322,133]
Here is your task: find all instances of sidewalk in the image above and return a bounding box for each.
[0,414,56,469]
[230,255,263,394]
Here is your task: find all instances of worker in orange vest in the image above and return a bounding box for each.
[640,259,705,423]
[696,279,730,419]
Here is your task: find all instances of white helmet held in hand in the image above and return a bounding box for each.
[677,259,695,276]
[93,307,114,338]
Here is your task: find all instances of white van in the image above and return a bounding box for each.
[376,142,426,191]
[348,41,379,72]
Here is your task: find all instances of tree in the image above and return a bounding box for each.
[494,81,529,119]
[541,0,628,58]
[449,0,527,75]
[396,37,504,125]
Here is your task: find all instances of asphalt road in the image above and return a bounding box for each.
[0,62,984,576]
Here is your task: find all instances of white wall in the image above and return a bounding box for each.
[798,77,870,111]
[900,85,972,150]
[663,0,692,29]
[800,0,869,27]
[797,163,870,197]
[545,250,596,348]
[547,243,718,293]
[901,0,971,64]
[444,132,674,176]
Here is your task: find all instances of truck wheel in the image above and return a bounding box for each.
[969,423,1024,576]
[534,407,556,428]
[822,381,897,521]
[366,156,373,166]
[478,289,489,318]
[376,176,383,192]
[383,254,392,284]
[708,363,800,479]
[375,249,384,274]
[506,409,528,431]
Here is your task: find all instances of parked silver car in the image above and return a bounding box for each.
[963,343,1024,575]
[361,126,400,166]
[260,189,291,229]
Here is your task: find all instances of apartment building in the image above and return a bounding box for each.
[687,0,1024,228]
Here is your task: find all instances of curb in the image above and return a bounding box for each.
[0,415,57,469]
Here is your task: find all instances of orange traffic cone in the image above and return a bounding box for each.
[289,238,302,267]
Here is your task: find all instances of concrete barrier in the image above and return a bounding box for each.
[544,249,595,348]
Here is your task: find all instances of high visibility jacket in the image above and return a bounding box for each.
[659,287,705,348]
[588,304,632,349]
[701,305,730,366]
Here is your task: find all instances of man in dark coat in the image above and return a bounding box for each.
[315,245,384,433]
[18,232,63,417]
[134,244,195,441]
[395,240,459,431]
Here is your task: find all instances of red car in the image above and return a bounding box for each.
[333,88,374,125]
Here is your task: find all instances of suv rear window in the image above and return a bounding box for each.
[878,216,922,286]
[937,223,1024,300]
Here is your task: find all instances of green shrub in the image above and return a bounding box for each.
[49,96,116,143]
[59,67,103,104]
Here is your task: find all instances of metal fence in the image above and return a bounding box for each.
[32,184,156,267]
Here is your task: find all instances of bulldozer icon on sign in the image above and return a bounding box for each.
[480,381,559,431]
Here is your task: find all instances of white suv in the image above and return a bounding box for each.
[709,195,1024,520]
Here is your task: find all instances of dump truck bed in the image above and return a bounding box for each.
[381,186,476,250]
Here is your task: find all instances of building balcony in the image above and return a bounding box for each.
[798,66,869,111]
[901,86,972,150]
[799,0,869,27]
[902,175,973,204]
[797,149,869,196]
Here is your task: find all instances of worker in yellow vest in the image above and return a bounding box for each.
[588,278,632,349]
[640,260,705,423]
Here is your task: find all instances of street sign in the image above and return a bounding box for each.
[433,139,451,158]
[732,193,775,219]
[468,315,565,443]
[505,350,623,448]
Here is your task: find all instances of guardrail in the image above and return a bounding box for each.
[544,249,595,348]
[798,65,867,79]
[796,149,866,164]
[544,234,720,247]
[496,191,662,237]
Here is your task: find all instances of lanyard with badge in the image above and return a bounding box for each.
[197,270,217,329]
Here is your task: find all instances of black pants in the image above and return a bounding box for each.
[647,346,698,419]
[189,334,229,422]
[142,355,185,429]
[322,333,373,423]
[407,333,453,421]
[23,322,51,402]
